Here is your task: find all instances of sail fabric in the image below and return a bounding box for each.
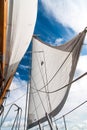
[28,30,86,128]
[5,0,38,81]
[0,0,38,104]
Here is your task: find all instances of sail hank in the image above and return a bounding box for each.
[27,29,86,129]
[0,0,38,107]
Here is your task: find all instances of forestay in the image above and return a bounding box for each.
[0,0,38,106]
[28,29,86,128]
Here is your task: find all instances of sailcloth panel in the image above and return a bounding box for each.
[28,30,86,128]
[5,0,37,82]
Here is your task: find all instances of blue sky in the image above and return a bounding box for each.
[16,0,76,81]
[16,0,87,81]
[1,0,87,129]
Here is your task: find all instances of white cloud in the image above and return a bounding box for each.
[54,38,63,45]
[19,64,30,70]
[2,119,25,129]
[42,0,87,33]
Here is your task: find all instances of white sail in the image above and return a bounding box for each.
[28,29,86,128]
[5,0,38,80]
[0,0,38,106]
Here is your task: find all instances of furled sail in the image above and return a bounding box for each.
[27,29,87,128]
[0,0,38,107]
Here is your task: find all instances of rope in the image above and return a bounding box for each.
[43,52,52,113]
[24,82,29,130]
[31,72,87,94]
[39,100,87,129]
[31,76,46,112]
[55,100,87,121]
[31,32,83,93]
[32,94,39,120]
[5,94,26,107]
[36,51,52,113]
[30,32,86,94]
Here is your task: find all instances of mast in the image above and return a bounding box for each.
[0,0,8,79]
[0,0,8,106]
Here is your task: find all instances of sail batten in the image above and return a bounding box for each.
[28,30,86,129]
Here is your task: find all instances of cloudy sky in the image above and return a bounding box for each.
[1,0,87,130]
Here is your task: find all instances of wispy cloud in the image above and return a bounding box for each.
[42,0,87,33]
[19,64,30,70]
[54,38,64,45]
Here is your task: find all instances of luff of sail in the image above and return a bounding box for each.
[28,28,87,129]
[0,0,38,108]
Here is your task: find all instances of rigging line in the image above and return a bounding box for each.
[50,57,73,106]
[35,72,87,93]
[43,51,52,114]
[0,90,10,127]
[9,80,27,91]
[11,110,19,130]
[40,100,87,129]
[32,32,83,92]
[0,101,6,129]
[32,52,52,129]
[28,97,43,114]
[43,50,58,128]
[10,86,26,91]
[32,91,40,123]
[27,51,44,54]
[55,100,87,121]
[15,107,22,130]
[31,76,46,113]
[35,51,51,112]
[26,53,32,130]
[18,108,22,130]
[0,104,22,128]
[14,112,19,130]
[24,82,29,130]
[31,32,86,94]
[4,94,26,107]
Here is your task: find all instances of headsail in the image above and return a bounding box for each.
[27,28,87,128]
[0,0,38,107]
